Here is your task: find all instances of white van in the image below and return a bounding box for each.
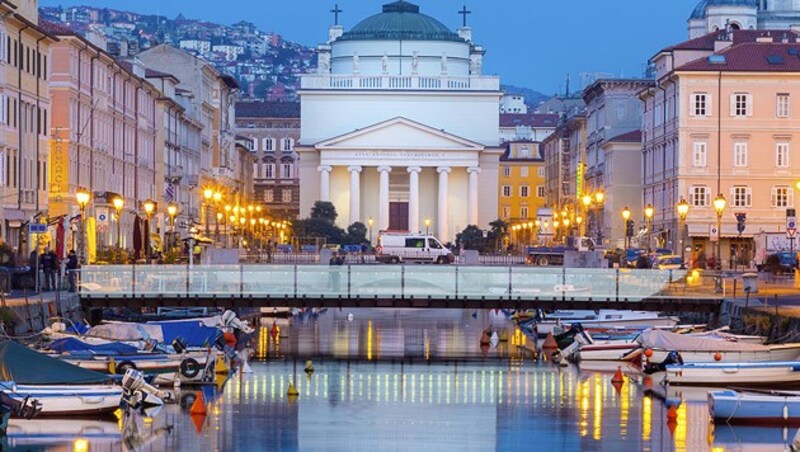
[375,233,454,264]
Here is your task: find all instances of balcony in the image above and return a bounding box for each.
[301,74,500,91]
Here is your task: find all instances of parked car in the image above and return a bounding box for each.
[652,255,684,270]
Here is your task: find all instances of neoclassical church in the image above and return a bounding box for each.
[689,0,800,37]
[297,1,502,241]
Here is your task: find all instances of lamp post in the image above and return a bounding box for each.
[75,188,92,265]
[424,218,431,236]
[622,206,632,250]
[676,198,690,265]
[167,203,178,251]
[644,204,655,252]
[368,217,374,243]
[581,195,592,236]
[203,189,213,236]
[713,194,727,271]
[142,199,156,260]
[112,196,124,249]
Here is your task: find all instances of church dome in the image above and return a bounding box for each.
[690,0,759,19]
[337,1,464,43]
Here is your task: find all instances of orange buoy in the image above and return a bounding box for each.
[189,390,207,415]
[190,414,206,433]
[542,333,558,349]
[643,375,653,389]
[611,366,625,384]
[667,405,678,421]
[644,348,653,358]
[714,352,722,362]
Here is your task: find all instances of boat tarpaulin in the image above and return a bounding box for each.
[636,330,768,352]
[48,338,139,355]
[0,341,110,385]
[156,321,221,347]
[87,323,160,342]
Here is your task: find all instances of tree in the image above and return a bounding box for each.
[344,222,368,245]
[310,201,337,223]
[487,219,509,252]
[293,218,345,244]
[456,225,486,252]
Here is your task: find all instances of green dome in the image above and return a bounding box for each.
[338,1,464,43]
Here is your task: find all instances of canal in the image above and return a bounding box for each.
[5,309,795,451]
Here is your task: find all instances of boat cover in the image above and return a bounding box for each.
[87,323,156,342]
[47,338,139,355]
[0,342,110,385]
[156,321,221,347]
[94,319,222,347]
[637,330,768,352]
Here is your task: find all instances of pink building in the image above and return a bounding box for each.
[642,29,800,268]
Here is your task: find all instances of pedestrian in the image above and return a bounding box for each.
[40,249,53,291]
[46,249,58,291]
[66,250,78,292]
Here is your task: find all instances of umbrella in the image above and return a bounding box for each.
[133,216,142,258]
[55,217,65,259]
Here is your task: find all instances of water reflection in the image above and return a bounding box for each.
[6,309,797,451]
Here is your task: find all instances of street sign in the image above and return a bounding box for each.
[28,223,47,234]
[710,224,719,242]
[787,216,797,239]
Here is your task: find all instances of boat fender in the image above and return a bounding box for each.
[714,352,722,362]
[180,358,202,379]
[117,360,137,375]
[785,404,790,421]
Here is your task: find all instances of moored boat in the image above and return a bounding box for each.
[638,330,800,364]
[665,361,800,386]
[708,389,800,425]
[0,382,122,415]
[537,310,679,337]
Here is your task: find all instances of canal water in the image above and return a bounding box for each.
[5,309,796,451]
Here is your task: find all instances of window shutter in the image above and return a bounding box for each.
[689,95,696,117]
[771,187,778,208]
[705,189,711,207]
[746,187,752,207]
[730,94,736,117]
[790,189,795,207]
[746,94,753,117]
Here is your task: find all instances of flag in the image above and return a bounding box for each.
[164,180,175,203]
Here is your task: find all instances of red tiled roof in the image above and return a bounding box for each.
[499,113,558,128]
[678,42,800,72]
[608,130,642,143]
[38,19,75,36]
[659,29,800,53]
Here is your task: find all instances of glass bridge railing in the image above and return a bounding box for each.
[78,265,687,302]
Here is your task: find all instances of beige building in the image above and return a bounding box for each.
[0,0,57,251]
[642,29,800,267]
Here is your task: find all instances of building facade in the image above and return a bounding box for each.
[642,28,800,267]
[498,141,546,229]
[298,1,502,241]
[235,101,300,221]
[499,113,558,143]
[0,1,57,252]
[582,79,652,246]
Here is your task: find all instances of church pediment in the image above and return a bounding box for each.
[315,117,485,151]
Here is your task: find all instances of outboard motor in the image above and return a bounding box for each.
[643,351,684,375]
[221,310,255,334]
[120,369,173,411]
[172,337,189,355]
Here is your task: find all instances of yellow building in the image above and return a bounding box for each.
[498,140,546,228]
[0,0,58,251]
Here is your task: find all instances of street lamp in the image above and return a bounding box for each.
[644,204,655,252]
[142,199,156,259]
[76,188,92,265]
[595,191,605,205]
[713,194,727,270]
[424,218,431,236]
[368,217,374,243]
[676,198,690,264]
[203,189,213,236]
[112,196,124,249]
[167,203,178,250]
[622,206,631,250]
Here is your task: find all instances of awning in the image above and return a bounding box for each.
[688,223,755,239]
[3,209,27,222]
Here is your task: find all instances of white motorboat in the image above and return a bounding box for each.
[638,330,800,364]
[537,310,679,336]
[5,419,121,446]
[709,389,800,425]
[665,361,800,386]
[0,381,122,415]
[61,351,210,376]
[577,342,641,362]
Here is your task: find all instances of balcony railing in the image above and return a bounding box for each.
[301,75,500,91]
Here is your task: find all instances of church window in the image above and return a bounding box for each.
[777,94,790,118]
[501,185,511,198]
[691,93,708,117]
[282,189,292,203]
[520,167,529,177]
[502,166,510,177]
[520,206,529,219]
[520,186,529,198]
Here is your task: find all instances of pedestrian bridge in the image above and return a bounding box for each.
[77,265,722,312]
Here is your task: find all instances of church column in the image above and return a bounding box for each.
[467,167,480,226]
[318,165,332,202]
[348,165,362,224]
[378,166,392,230]
[407,166,421,233]
[437,166,451,240]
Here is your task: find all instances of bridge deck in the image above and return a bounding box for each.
[78,264,722,312]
